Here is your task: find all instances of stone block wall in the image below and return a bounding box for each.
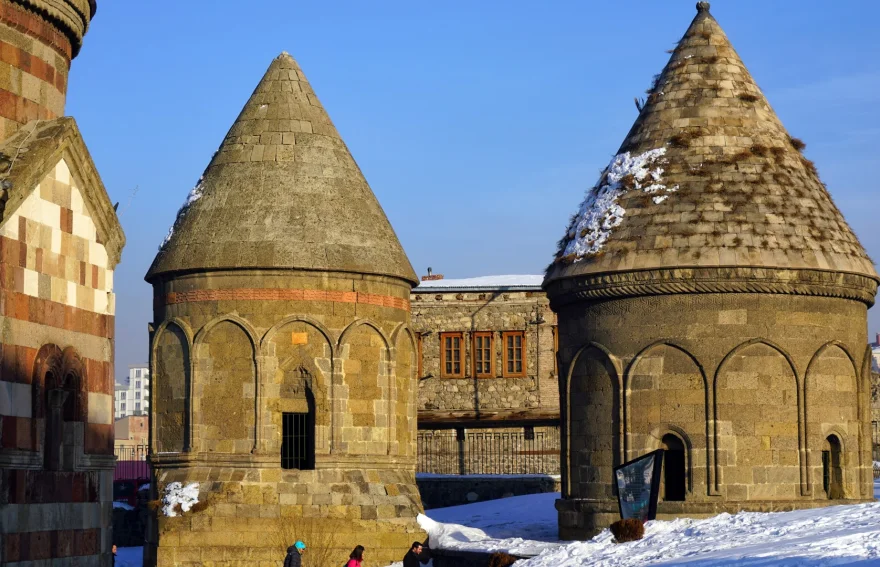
[553,289,875,539]
[0,156,117,566]
[146,271,425,567]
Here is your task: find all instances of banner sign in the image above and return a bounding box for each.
[613,449,664,522]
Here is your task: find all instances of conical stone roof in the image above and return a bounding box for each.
[146,53,418,285]
[545,2,877,287]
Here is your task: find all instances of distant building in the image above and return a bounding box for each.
[114,415,149,449]
[411,273,559,475]
[869,333,880,372]
[114,365,150,419]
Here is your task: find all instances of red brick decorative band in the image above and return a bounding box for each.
[0,39,67,92]
[0,0,73,60]
[0,288,114,339]
[164,288,411,311]
[0,87,56,124]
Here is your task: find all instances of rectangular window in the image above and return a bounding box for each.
[121,392,126,399]
[503,331,525,377]
[472,332,493,378]
[135,391,140,399]
[440,332,464,378]
[121,403,126,411]
[135,381,141,388]
[281,412,314,470]
[135,369,141,378]
[135,402,140,410]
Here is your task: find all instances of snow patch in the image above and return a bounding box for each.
[160,175,205,250]
[416,275,544,289]
[113,501,135,510]
[161,481,199,517]
[559,149,677,261]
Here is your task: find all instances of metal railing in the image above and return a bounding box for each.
[114,444,150,481]
[417,427,560,475]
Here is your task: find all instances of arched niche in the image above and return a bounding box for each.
[267,319,332,457]
[805,343,859,498]
[566,344,620,501]
[153,323,191,453]
[393,328,417,457]
[339,321,390,456]
[715,340,799,500]
[626,343,707,495]
[195,320,256,454]
[822,433,844,499]
[661,432,687,502]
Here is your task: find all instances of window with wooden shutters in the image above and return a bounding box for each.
[472,332,493,378]
[440,332,464,378]
[503,331,525,377]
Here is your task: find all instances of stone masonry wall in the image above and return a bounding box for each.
[411,289,558,415]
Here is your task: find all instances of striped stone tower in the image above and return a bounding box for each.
[0,0,95,141]
[145,52,425,567]
[0,2,126,565]
[545,2,878,539]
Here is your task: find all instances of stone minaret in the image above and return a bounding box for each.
[545,2,878,539]
[145,52,424,567]
[0,0,95,140]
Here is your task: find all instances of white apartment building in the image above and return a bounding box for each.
[114,364,150,419]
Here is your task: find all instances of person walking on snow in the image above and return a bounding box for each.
[346,545,365,567]
[403,541,423,567]
[284,540,306,567]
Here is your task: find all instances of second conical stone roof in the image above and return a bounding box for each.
[147,52,417,285]
[546,3,876,285]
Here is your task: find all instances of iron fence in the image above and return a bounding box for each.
[115,445,150,481]
[417,427,560,475]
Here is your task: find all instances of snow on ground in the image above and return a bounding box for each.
[115,547,142,567]
[422,482,880,566]
[415,275,544,289]
[418,492,563,556]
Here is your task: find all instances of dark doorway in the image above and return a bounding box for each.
[822,435,843,499]
[661,434,686,501]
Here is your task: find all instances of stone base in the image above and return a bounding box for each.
[144,463,426,567]
[556,496,877,540]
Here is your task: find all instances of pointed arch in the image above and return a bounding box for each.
[338,318,392,353]
[151,319,194,453]
[391,323,418,457]
[714,338,802,495]
[261,315,336,359]
[564,341,622,499]
[193,315,258,454]
[804,341,861,497]
[625,340,709,494]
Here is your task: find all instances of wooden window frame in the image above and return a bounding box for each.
[440,332,465,378]
[472,332,494,378]
[502,330,526,378]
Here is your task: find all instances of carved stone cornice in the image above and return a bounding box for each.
[545,266,879,309]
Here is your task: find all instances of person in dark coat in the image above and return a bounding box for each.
[403,541,423,567]
[283,541,306,567]
[111,544,117,566]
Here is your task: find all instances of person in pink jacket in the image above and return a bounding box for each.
[346,545,365,567]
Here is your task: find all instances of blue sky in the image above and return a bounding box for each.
[64,1,880,378]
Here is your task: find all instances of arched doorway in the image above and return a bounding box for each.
[661,433,686,501]
[822,435,843,499]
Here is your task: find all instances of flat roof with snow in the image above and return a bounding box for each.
[413,275,544,293]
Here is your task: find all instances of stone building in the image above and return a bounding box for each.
[0,1,125,565]
[411,274,559,477]
[145,52,424,566]
[545,3,878,539]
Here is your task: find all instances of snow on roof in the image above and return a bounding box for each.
[414,275,544,291]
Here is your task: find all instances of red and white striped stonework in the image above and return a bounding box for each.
[1,158,117,566]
